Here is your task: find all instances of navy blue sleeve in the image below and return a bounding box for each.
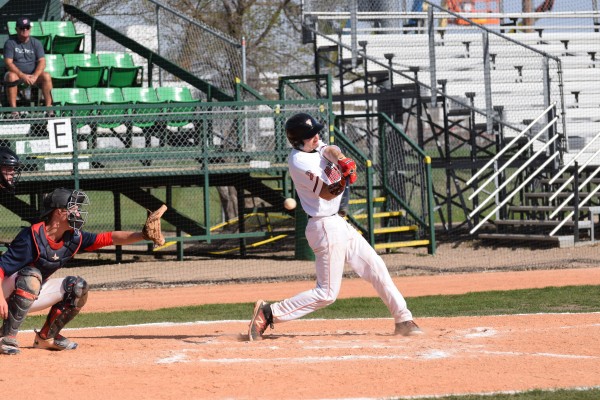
[0,228,37,278]
[80,231,98,251]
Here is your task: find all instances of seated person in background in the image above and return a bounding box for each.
[3,17,53,118]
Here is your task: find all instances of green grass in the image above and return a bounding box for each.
[22,285,600,329]
[411,389,600,400]
[20,284,599,399]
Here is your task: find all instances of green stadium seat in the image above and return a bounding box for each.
[40,21,78,36]
[44,54,77,88]
[122,87,164,129]
[122,87,159,103]
[52,87,90,105]
[64,53,101,75]
[156,87,197,128]
[106,66,141,88]
[156,87,195,102]
[73,66,105,88]
[50,34,85,54]
[33,34,52,53]
[51,88,93,128]
[98,52,143,85]
[41,21,85,54]
[86,88,129,129]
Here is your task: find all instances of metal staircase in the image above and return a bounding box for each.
[470,105,600,247]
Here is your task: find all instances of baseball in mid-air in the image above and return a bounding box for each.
[284,198,297,210]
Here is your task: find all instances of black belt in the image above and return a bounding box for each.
[308,213,337,218]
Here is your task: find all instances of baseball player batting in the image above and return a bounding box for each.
[248,112,423,340]
[0,188,167,355]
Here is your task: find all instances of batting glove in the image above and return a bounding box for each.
[338,157,357,184]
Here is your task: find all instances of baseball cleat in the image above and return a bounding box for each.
[248,300,273,341]
[1,337,20,355]
[33,330,78,351]
[394,320,424,336]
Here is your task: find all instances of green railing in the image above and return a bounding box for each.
[0,99,331,259]
[335,112,436,254]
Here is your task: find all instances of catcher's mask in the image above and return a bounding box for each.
[40,188,90,232]
[285,113,324,150]
[0,147,22,193]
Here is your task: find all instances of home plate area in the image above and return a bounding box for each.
[145,314,600,398]
[13,313,600,400]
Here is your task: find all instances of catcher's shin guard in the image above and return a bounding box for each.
[38,276,88,340]
[1,267,42,338]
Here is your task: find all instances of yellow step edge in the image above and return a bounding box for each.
[353,211,405,219]
[374,225,418,234]
[374,240,430,250]
[349,197,386,205]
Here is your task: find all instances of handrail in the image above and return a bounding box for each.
[466,103,556,186]
[333,112,435,254]
[548,143,600,203]
[550,165,600,219]
[468,116,558,200]
[549,164,600,236]
[470,152,560,234]
[468,134,560,219]
[548,130,600,185]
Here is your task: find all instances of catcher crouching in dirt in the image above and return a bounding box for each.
[0,188,167,355]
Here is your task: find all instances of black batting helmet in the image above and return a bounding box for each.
[0,146,22,192]
[285,113,325,150]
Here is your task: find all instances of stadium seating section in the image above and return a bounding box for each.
[51,86,197,130]
[3,19,197,131]
[5,21,144,89]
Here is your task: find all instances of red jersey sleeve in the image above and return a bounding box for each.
[84,232,114,251]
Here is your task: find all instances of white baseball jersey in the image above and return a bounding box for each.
[288,140,342,217]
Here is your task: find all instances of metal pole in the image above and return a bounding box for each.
[482,31,493,135]
[242,36,247,83]
[351,0,358,69]
[428,5,437,107]
[155,4,162,86]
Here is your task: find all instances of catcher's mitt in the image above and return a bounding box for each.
[142,204,167,246]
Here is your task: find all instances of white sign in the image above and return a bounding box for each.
[47,118,74,153]
[16,139,50,154]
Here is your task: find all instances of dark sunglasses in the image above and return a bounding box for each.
[18,26,31,30]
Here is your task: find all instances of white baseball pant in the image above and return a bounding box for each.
[270,214,414,323]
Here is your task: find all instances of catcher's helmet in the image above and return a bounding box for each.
[0,146,22,192]
[285,113,324,150]
[40,188,90,232]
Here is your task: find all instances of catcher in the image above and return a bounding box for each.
[0,188,167,355]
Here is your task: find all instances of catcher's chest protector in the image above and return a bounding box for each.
[31,222,83,277]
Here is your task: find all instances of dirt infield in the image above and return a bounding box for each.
[11,267,600,399]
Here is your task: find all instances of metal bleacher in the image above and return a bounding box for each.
[305,2,600,247]
[315,8,600,154]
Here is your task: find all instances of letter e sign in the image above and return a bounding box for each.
[48,118,74,153]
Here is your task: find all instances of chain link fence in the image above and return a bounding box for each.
[62,0,244,100]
